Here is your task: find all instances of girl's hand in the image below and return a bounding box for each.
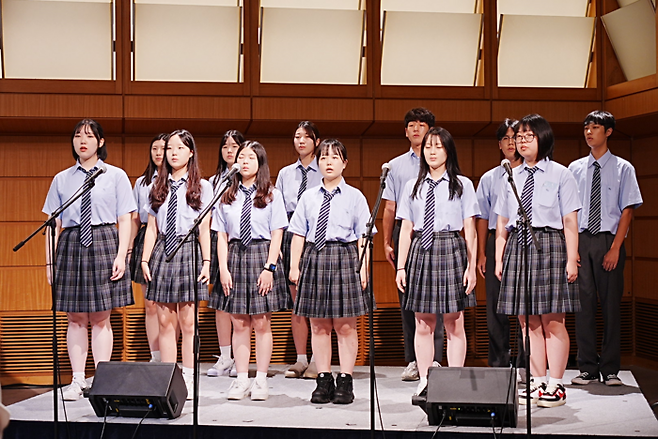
[360,266,368,291]
[198,261,210,285]
[111,256,126,281]
[566,259,578,283]
[289,266,300,286]
[258,270,274,296]
[141,261,152,282]
[495,260,503,281]
[220,268,232,296]
[463,267,477,295]
[395,269,406,293]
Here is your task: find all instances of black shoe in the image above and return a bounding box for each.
[571,371,599,385]
[333,373,354,404]
[311,372,335,404]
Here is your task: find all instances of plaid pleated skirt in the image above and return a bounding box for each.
[294,241,371,319]
[213,240,291,314]
[129,223,147,284]
[280,229,295,286]
[403,231,476,314]
[498,228,580,315]
[210,230,219,286]
[145,234,209,303]
[54,225,134,313]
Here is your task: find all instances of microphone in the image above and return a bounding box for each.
[223,163,242,182]
[86,164,107,183]
[380,162,391,181]
[501,159,513,178]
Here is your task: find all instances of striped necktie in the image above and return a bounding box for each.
[421,178,439,250]
[518,167,538,246]
[79,167,98,247]
[165,180,184,256]
[588,161,601,235]
[239,185,256,246]
[297,165,309,201]
[314,187,339,251]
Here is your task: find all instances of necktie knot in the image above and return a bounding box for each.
[526,167,538,176]
[240,185,255,197]
[593,161,601,169]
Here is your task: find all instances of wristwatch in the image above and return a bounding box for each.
[264,263,277,272]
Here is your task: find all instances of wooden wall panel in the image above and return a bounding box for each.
[0,267,51,311]
[631,136,658,177]
[606,88,658,120]
[492,101,601,123]
[0,94,122,119]
[0,178,52,222]
[633,219,658,259]
[636,177,658,217]
[634,260,658,300]
[375,99,490,123]
[473,138,501,178]
[372,261,398,306]
[455,138,474,177]
[124,96,251,120]
[0,223,45,266]
[553,139,582,168]
[608,139,632,162]
[252,98,373,122]
[361,179,384,221]
[362,138,409,178]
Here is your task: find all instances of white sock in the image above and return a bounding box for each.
[237,372,249,382]
[72,372,85,383]
[296,354,308,365]
[534,375,547,385]
[182,367,194,379]
[310,355,316,363]
[220,345,232,359]
[548,377,563,387]
[150,351,161,362]
[256,371,267,383]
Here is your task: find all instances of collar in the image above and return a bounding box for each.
[320,177,345,194]
[523,158,549,174]
[425,170,449,183]
[588,149,612,169]
[75,159,104,174]
[169,172,188,185]
[409,148,420,160]
[296,157,319,172]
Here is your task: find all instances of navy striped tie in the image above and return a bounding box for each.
[314,188,339,251]
[165,180,184,256]
[588,162,601,235]
[79,167,97,247]
[297,165,309,201]
[239,186,256,246]
[421,179,439,250]
[518,167,538,246]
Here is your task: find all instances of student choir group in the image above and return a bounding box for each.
[43,107,642,410]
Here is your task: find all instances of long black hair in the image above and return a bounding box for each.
[411,127,463,201]
[139,133,168,187]
[221,141,274,209]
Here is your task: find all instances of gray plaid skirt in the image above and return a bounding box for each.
[294,241,370,319]
[498,228,580,315]
[214,239,291,314]
[129,223,147,284]
[210,230,219,286]
[54,225,134,313]
[403,231,476,314]
[280,229,295,286]
[145,234,209,303]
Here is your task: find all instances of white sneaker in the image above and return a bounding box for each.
[250,379,269,401]
[519,379,547,405]
[401,361,420,381]
[227,378,251,400]
[431,361,441,368]
[184,375,194,400]
[229,363,237,377]
[62,379,87,401]
[207,355,234,377]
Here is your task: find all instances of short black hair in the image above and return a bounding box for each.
[404,107,435,128]
[516,114,554,162]
[316,138,348,162]
[71,119,107,161]
[496,118,518,141]
[583,110,615,132]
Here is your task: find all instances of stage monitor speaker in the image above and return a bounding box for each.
[88,361,187,419]
[412,367,518,428]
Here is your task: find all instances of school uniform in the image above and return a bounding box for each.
[209,170,231,286]
[477,165,523,367]
[130,172,157,284]
[568,150,642,377]
[494,158,582,315]
[397,173,480,314]
[42,160,137,313]
[145,175,212,303]
[383,149,444,362]
[210,185,290,314]
[289,178,373,319]
[275,158,322,284]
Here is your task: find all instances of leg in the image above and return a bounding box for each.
[290,285,309,357]
[574,233,600,377]
[599,237,625,379]
[414,313,437,378]
[230,314,252,374]
[485,233,511,367]
[177,302,196,370]
[333,317,358,375]
[310,318,333,373]
[542,313,569,380]
[393,222,417,365]
[519,315,547,379]
[141,284,160,353]
[157,302,179,363]
[88,310,113,367]
[251,313,273,374]
[443,311,467,367]
[66,312,89,374]
[216,309,233,348]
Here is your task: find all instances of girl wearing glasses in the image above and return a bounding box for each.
[494,114,581,408]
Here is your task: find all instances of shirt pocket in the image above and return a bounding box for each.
[537,181,559,208]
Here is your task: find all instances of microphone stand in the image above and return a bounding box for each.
[358,171,386,439]
[164,175,234,439]
[14,176,99,439]
[504,171,540,439]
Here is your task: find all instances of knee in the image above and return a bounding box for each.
[333,322,355,338]
[310,320,331,337]
[252,317,271,334]
[68,314,88,329]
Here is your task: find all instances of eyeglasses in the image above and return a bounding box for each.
[514,133,536,143]
[500,136,514,143]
